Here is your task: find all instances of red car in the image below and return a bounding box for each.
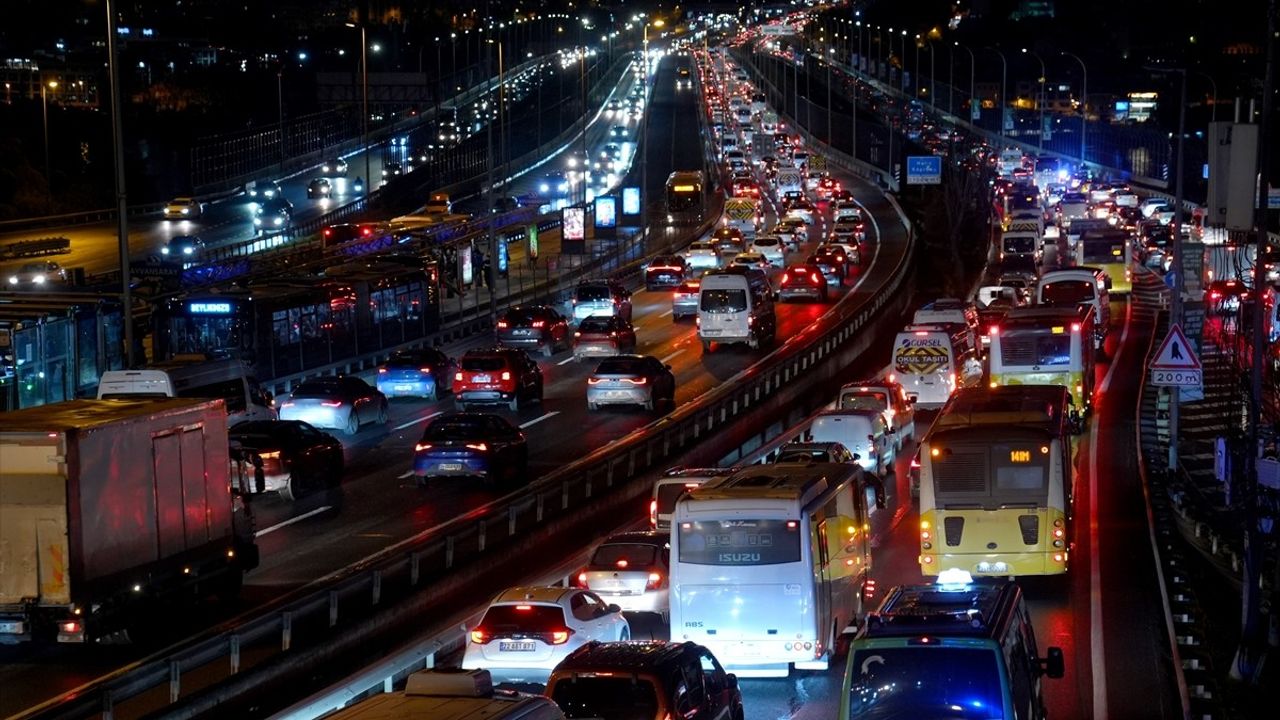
[453,348,544,412]
[778,264,830,302]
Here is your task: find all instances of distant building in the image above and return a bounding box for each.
[1012,1,1056,20]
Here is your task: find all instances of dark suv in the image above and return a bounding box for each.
[454,348,544,412]
[495,305,571,357]
[546,641,743,720]
[644,255,688,291]
[572,279,632,323]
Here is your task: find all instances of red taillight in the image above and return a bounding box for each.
[811,272,822,284]
[497,320,509,329]
[574,570,589,588]
[550,629,572,645]
[323,228,333,237]
[531,320,546,328]
[649,498,658,527]
[454,372,463,382]
[988,325,1000,336]
[465,442,488,451]
[361,226,373,236]
[470,629,489,644]
[320,401,343,407]
[59,620,83,636]
[501,371,511,382]
[588,377,603,384]
[781,273,793,284]
[420,367,432,374]
[646,572,663,590]
[910,457,921,469]
[415,442,433,452]
[1209,291,1221,300]
[622,377,647,385]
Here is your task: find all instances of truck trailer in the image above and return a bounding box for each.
[0,398,259,644]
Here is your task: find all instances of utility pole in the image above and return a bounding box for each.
[105,0,134,367]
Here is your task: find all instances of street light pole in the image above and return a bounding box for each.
[276,69,286,173]
[1195,70,1219,122]
[1022,48,1046,152]
[1061,51,1088,163]
[346,22,370,189]
[41,78,57,202]
[105,0,134,367]
[986,47,1008,138]
[899,30,907,95]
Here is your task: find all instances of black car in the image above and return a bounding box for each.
[248,179,283,200]
[644,255,688,291]
[320,158,348,176]
[253,197,293,234]
[412,412,529,486]
[382,161,404,178]
[495,305,571,357]
[229,420,345,501]
[161,235,204,258]
[808,247,848,285]
[306,177,332,199]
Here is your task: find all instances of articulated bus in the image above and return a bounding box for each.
[670,463,876,677]
[666,170,706,225]
[988,305,1096,421]
[1076,228,1132,294]
[918,385,1075,578]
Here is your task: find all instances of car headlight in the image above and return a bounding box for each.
[183,246,194,255]
[162,247,171,255]
[540,183,550,193]
[253,217,263,226]
[182,208,190,215]
[8,276,18,284]
[33,275,45,284]
[274,217,284,226]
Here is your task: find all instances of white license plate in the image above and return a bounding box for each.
[514,329,533,336]
[438,463,463,471]
[395,384,413,391]
[0,620,26,634]
[472,375,491,383]
[500,641,537,652]
[976,561,1010,574]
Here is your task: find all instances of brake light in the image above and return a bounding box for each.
[1209,291,1221,300]
[415,443,433,452]
[649,498,658,527]
[646,572,663,590]
[259,450,281,461]
[811,272,822,284]
[622,377,647,385]
[465,443,488,451]
[470,629,489,644]
[781,273,792,284]
[531,320,546,328]
[1071,322,1081,332]
[550,629,573,645]
[455,372,463,382]
[989,325,1000,336]
[588,377,604,384]
[501,371,511,382]
[497,320,509,329]
[420,367,432,374]
[378,368,388,374]
[320,401,343,407]
[910,456,921,469]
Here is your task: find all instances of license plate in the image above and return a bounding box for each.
[514,329,533,336]
[500,641,536,652]
[0,620,26,634]
[604,579,624,587]
[395,384,413,391]
[472,375,491,383]
[702,330,722,336]
[976,561,1010,574]
[438,463,463,471]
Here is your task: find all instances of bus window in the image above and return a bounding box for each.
[677,520,802,565]
[701,289,748,313]
[1040,280,1094,305]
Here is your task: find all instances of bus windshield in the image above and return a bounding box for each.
[998,330,1072,366]
[678,519,801,565]
[1040,280,1094,305]
[1081,237,1126,263]
[701,289,748,313]
[847,647,1005,719]
[1002,235,1036,254]
[932,442,1050,499]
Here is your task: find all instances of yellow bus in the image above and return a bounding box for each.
[1077,227,1132,294]
[918,385,1074,578]
[987,305,1095,422]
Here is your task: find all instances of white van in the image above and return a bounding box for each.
[890,325,981,409]
[97,356,276,424]
[808,408,895,476]
[1035,267,1112,348]
[697,266,776,352]
[912,299,980,351]
[318,669,564,720]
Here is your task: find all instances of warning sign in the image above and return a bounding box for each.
[724,199,757,221]
[895,343,949,375]
[809,154,827,173]
[1149,323,1202,388]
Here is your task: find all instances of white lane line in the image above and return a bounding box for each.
[393,411,443,432]
[659,349,685,364]
[397,470,415,479]
[520,411,561,429]
[659,309,673,318]
[256,506,332,537]
[1088,299,1131,720]
[557,355,578,366]
[850,197,884,292]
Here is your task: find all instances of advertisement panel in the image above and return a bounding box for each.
[594,196,617,228]
[622,187,641,216]
[563,206,586,241]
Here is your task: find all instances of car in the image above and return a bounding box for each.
[728,251,771,272]
[587,354,676,411]
[574,315,638,361]
[574,531,671,618]
[772,218,808,249]
[836,379,916,451]
[784,200,816,225]
[833,217,867,242]
[462,586,630,684]
[772,439,860,464]
[778,263,830,302]
[572,279,632,323]
[816,176,842,198]
[731,177,760,198]
[381,161,404,178]
[425,191,452,214]
[248,179,282,200]
[546,641,743,720]
[495,305,570,357]
[376,347,454,400]
[825,238,862,269]
[747,235,786,267]
[278,375,388,435]
[306,177,332,199]
[672,279,701,320]
[412,412,528,486]
[163,196,202,220]
[228,420,344,501]
[320,157,348,176]
[539,171,571,199]
[644,255,688,291]
[610,125,628,141]
[829,188,855,203]
[321,222,385,247]
[454,347,544,411]
[683,240,720,272]
[161,235,204,258]
[253,197,293,233]
[833,201,863,223]
[809,246,849,284]
[6,261,66,287]
[1206,278,1251,314]
[710,226,746,255]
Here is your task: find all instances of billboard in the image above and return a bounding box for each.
[563,206,586,241]
[594,196,617,228]
[622,187,641,216]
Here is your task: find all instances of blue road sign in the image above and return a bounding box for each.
[906,155,942,185]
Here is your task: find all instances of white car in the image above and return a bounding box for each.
[729,251,771,272]
[163,197,202,220]
[833,201,863,223]
[748,235,786,267]
[7,261,66,287]
[462,586,630,684]
[576,531,671,619]
[683,240,720,271]
[784,201,816,225]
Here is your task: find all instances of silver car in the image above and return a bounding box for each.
[278,376,387,436]
[577,531,672,619]
[672,278,701,320]
[586,355,675,411]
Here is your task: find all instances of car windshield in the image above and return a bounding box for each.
[847,647,1004,719]
[290,382,340,398]
[578,317,614,333]
[595,357,647,375]
[575,285,611,302]
[552,677,659,720]
[387,352,435,368]
[840,391,888,411]
[461,356,507,371]
[478,604,566,633]
[590,543,659,567]
[1040,280,1094,305]
[423,417,492,439]
[502,308,547,325]
[656,483,696,515]
[777,449,835,463]
[701,288,748,313]
[1003,236,1037,253]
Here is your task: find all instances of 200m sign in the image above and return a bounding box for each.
[1150,369,1202,387]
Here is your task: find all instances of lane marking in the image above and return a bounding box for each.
[849,197,884,292]
[519,411,561,429]
[397,469,415,479]
[256,506,332,537]
[557,355,578,366]
[659,309,673,318]
[659,349,685,364]
[393,411,443,432]
[1088,298,1132,720]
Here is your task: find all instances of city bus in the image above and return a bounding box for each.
[917,385,1075,578]
[666,170,706,225]
[1076,227,1132,294]
[670,462,876,677]
[988,305,1096,421]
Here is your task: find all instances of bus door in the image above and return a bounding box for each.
[810,511,832,649]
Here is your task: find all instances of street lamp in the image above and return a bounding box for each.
[899,30,907,95]
[640,18,664,236]
[1195,70,1219,122]
[986,47,1008,138]
[1061,51,1088,162]
[1022,48,1046,152]
[41,78,58,200]
[345,21,370,189]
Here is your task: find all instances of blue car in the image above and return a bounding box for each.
[413,413,528,487]
[377,348,454,401]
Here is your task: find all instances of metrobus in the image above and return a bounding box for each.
[988,305,1096,421]
[670,462,876,677]
[666,170,706,225]
[917,385,1075,578]
[1076,228,1132,294]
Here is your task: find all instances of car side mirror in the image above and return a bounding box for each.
[725,673,739,690]
[849,453,860,461]
[607,603,622,614]
[1040,647,1065,679]
[665,364,673,370]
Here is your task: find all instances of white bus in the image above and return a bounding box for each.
[670,462,875,677]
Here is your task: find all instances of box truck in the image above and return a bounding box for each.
[0,398,259,644]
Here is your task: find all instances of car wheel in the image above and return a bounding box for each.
[455,400,468,412]
[541,343,554,358]
[587,401,598,411]
[376,402,388,425]
[701,340,712,353]
[644,396,655,411]
[509,395,520,412]
[619,627,630,641]
[344,411,360,436]
[279,473,303,502]
[415,475,428,489]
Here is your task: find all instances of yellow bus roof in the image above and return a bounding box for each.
[934,385,1069,431]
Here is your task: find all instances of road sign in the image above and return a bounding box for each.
[1151,368,1203,387]
[724,199,757,221]
[808,154,827,173]
[905,155,942,185]
[1149,323,1202,370]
